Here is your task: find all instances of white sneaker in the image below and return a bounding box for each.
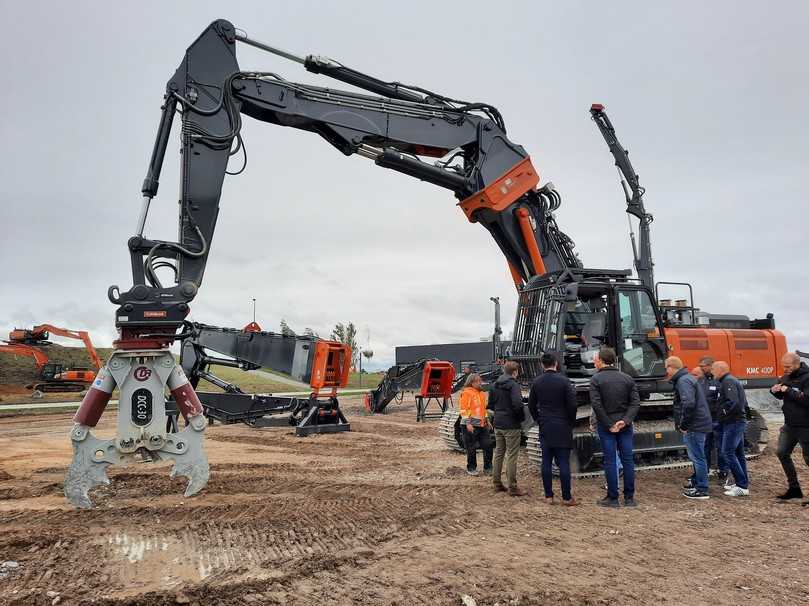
[724,486,749,497]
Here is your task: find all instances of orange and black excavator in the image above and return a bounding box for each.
[3,324,103,394]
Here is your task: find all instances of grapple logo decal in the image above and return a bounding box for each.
[131,388,153,426]
[133,366,152,381]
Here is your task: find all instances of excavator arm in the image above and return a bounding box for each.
[589,104,654,290]
[28,325,103,371]
[113,19,580,341]
[0,343,49,371]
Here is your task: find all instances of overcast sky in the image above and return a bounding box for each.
[1,1,807,368]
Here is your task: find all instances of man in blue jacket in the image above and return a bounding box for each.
[667,356,713,499]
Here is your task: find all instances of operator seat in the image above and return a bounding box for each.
[581,314,607,349]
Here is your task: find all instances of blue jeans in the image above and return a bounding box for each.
[683,431,709,492]
[712,422,727,473]
[598,424,635,499]
[721,421,748,489]
[540,442,572,501]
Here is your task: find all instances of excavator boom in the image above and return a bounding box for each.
[113,19,581,340]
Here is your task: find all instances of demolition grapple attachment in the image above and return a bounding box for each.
[64,350,209,508]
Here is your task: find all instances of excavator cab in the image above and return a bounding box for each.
[511,269,668,385]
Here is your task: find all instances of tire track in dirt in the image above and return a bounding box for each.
[0,483,462,598]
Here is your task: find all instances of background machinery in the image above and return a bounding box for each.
[366,359,455,420]
[180,322,351,434]
[2,324,103,395]
[66,19,788,505]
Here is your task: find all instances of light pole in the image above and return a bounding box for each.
[490,296,502,360]
[251,298,256,324]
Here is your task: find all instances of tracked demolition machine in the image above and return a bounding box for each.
[440,104,786,474]
[67,19,787,506]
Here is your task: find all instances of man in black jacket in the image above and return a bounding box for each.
[667,356,713,499]
[590,347,640,507]
[713,361,750,497]
[488,361,527,496]
[697,356,727,483]
[771,352,809,501]
[528,353,578,505]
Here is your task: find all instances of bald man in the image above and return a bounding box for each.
[771,352,809,501]
[713,361,750,497]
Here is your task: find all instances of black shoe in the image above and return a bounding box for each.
[597,496,620,508]
[683,478,695,489]
[623,497,638,507]
[776,486,804,501]
[683,488,710,500]
[715,471,729,484]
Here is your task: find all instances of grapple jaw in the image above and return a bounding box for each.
[64,351,209,508]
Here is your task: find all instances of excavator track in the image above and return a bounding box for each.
[525,410,769,478]
[439,407,769,479]
[29,382,87,394]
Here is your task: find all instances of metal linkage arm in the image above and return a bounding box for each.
[590,103,654,290]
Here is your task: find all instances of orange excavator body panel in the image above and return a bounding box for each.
[458,157,539,222]
[55,369,97,383]
[665,327,787,381]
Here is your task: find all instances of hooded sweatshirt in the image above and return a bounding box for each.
[486,374,524,429]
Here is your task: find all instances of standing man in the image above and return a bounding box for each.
[528,353,578,506]
[713,361,750,497]
[458,373,493,476]
[590,347,640,507]
[489,361,527,496]
[668,357,713,499]
[697,356,727,485]
[771,352,809,501]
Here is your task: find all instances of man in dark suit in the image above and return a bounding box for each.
[528,353,579,506]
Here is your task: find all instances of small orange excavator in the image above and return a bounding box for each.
[2,324,103,394]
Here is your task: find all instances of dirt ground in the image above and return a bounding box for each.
[1,398,808,606]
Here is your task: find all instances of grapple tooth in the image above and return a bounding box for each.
[170,456,210,497]
[162,416,209,498]
[64,429,116,509]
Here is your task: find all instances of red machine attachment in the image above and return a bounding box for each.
[416,361,455,422]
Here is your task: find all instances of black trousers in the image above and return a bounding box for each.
[465,426,493,471]
[777,425,809,489]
